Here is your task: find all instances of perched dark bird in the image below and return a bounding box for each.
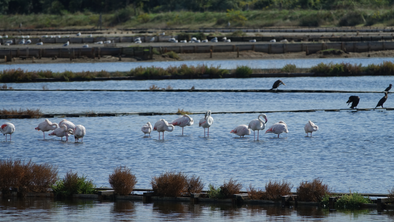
[384,84,392,92]
[346,96,360,109]
[270,80,285,90]
[376,92,388,108]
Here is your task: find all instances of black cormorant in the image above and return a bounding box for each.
[346,96,360,109]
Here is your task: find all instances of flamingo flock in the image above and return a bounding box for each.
[32,119,85,142]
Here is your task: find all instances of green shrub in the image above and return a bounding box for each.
[338,11,365,26]
[166,51,180,60]
[281,64,297,73]
[207,184,221,198]
[51,170,95,198]
[335,193,371,209]
[234,65,252,78]
[109,166,138,196]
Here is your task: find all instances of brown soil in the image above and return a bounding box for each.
[3,50,394,65]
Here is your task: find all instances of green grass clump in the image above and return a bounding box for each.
[51,170,95,198]
[281,64,297,73]
[165,51,180,60]
[335,193,371,209]
[234,65,252,78]
[207,179,242,199]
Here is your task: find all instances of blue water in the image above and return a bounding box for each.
[1,57,394,72]
[1,76,394,221]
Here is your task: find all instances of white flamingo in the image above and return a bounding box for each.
[63,41,69,47]
[171,114,194,136]
[199,111,214,137]
[304,120,319,137]
[1,122,15,142]
[230,125,251,138]
[248,114,268,141]
[74,125,86,142]
[59,119,76,135]
[141,122,153,137]
[35,119,58,139]
[153,119,174,140]
[266,121,289,138]
[49,125,72,141]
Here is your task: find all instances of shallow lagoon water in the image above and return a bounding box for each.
[1,77,394,221]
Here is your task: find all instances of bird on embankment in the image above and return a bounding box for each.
[270,80,285,90]
[153,119,174,140]
[171,114,194,136]
[141,122,153,137]
[375,92,388,109]
[346,96,360,109]
[1,122,15,142]
[248,114,268,141]
[230,125,251,138]
[384,84,392,92]
[265,121,288,138]
[35,119,58,139]
[304,120,319,137]
[199,111,214,137]
[74,125,86,142]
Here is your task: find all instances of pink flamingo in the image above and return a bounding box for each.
[199,110,214,137]
[304,120,318,137]
[266,121,289,138]
[74,125,86,142]
[153,119,174,140]
[59,119,76,135]
[171,114,194,136]
[49,125,73,141]
[35,119,58,139]
[230,125,251,138]
[248,114,268,141]
[1,122,15,142]
[141,122,153,137]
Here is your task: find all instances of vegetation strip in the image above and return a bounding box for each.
[1,89,388,94]
[1,108,392,119]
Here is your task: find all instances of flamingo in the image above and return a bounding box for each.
[230,125,251,138]
[49,125,72,141]
[35,119,58,139]
[172,114,194,136]
[248,114,268,141]
[304,120,319,137]
[63,41,69,47]
[74,125,86,142]
[266,121,289,138]
[141,122,153,137]
[59,119,76,135]
[1,122,15,142]
[199,111,214,137]
[153,119,174,140]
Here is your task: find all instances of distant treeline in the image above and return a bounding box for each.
[1,0,393,15]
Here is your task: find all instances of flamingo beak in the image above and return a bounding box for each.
[230,130,235,133]
[265,129,272,133]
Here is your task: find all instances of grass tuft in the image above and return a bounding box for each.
[296,178,331,202]
[265,180,293,201]
[51,170,95,198]
[176,108,192,115]
[109,166,138,196]
[151,171,187,197]
[0,108,42,118]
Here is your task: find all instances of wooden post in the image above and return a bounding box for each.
[368,42,370,52]
[353,43,356,52]
[252,44,255,51]
[91,48,94,59]
[283,44,286,53]
[4,56,6,63]
[27,48,29,58]
[98,47,101,59]
[377,198,386,212]
[210,49,212,58]
[232,45,235,51]
[329,197,336,210]
[305,46,309,55]
[42,49,45,59]
[269,44,272,54]
[17,48,20,57]
[69,49,72,61]
[194,46,196,53]
[150,47,153,59]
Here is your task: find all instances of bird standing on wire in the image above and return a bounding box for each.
[270,80,285,90]
[376,92,388,108]
[346,96,360,109]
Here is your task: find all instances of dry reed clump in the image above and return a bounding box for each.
[151,171,188,197]
[296,178,331,202]
[388,187,394,200]
[219,178,242,198]
[109,166,138,195]
[0,108,43,118]
[265,180,293,201]
[186,175,204,195]
[149,84,162,90]
[0,159,58,195]
[247,184,266,200]
[176,108,192,115]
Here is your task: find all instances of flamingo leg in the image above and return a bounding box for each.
[204,128,206,137]
[158,132,160,140]
[163,132,165,140]
[182,127,184,136]
[208,128,210,137]
[257,130,260,141]
[278,134,280,138]
[43,132,45,139]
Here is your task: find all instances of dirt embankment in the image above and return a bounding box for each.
[3,49,394,65]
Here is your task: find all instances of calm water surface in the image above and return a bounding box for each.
[1,57,394,72]
[1,76,394,221]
